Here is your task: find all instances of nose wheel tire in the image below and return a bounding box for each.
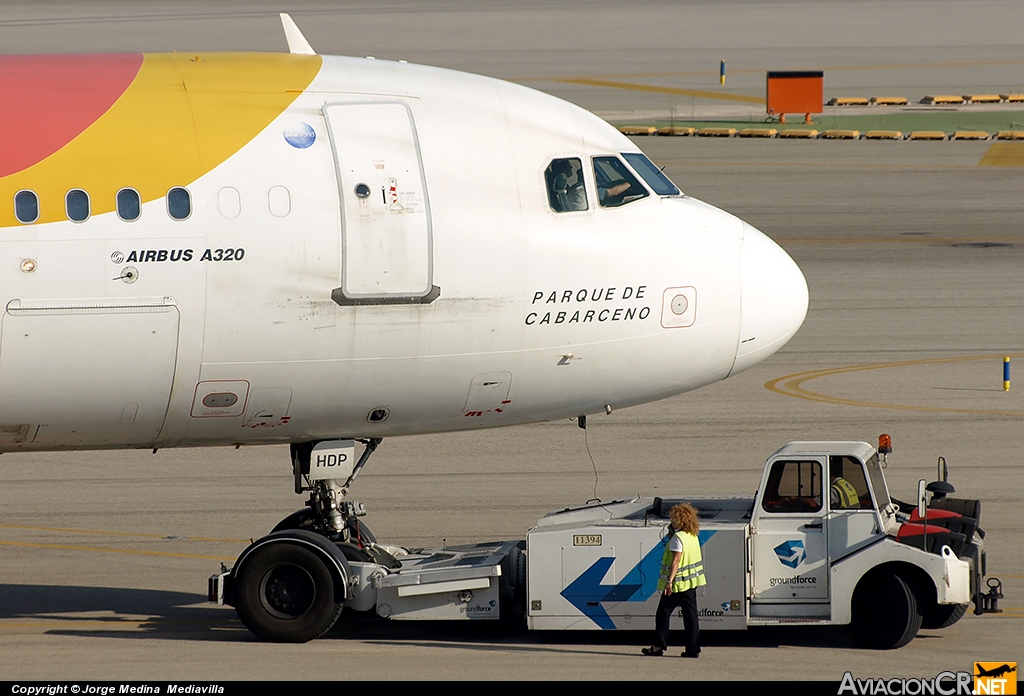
[234,543,343,642]
[847,571,923,650]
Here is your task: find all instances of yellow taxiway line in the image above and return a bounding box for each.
[0,539,235,561]
[0,522,246,544]
[558,77,764,104]
[515,59,1024,84]
[766,353,1024,415]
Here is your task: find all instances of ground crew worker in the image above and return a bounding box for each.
[830,474,859,509]
[642,502,705,658]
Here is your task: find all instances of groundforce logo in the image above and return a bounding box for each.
[774,539,806,568]
[838,671,973,695]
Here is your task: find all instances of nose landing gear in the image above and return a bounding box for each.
[214,438,392,642]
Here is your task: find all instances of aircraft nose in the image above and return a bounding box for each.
[730,223,808,375]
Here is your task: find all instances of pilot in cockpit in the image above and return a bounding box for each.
[545,158,588,212]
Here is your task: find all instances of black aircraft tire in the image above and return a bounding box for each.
[921,602,969,630]
[234,542,343,643]
[271,509,315,533]
[271,509,377,547]
[847,571,923,650]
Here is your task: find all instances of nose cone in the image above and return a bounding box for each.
[730,224,808,376]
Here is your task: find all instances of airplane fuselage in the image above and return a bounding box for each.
[0,52,807,451]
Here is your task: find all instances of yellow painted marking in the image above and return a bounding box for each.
[655,158,979,171]
[980,142,1024,167]
[0,618,240,629]
[515,59,1024,84]
[0,522,246,543]
[765,353,1024,415]
[0,539,234,561]
[560,77,764,105]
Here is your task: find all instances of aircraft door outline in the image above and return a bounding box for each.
[322,99,440,306]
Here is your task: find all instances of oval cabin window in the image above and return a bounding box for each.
[167,187,191,221]
[116,188,141,222]
[65,189,90,222]
[14,190,39,224]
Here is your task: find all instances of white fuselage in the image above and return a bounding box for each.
[0,54,807,451]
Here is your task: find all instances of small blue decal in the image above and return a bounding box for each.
[283,122,316,149]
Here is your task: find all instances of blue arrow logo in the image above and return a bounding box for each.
[773,539,805,569]
[560,530,715,629]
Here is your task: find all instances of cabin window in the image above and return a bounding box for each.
[167,187,191,220]
[218,187,240,218]
[269,186,291,217]
[14,190,39,224]
[622,152,681,196]
[761,459,823,513]
[544,158,588,212]
[65,189,90,222]
[592,156,649,208]
[828,456,873,510]
[116,188,141,222]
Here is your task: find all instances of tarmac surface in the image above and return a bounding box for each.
[1,0,1022,682]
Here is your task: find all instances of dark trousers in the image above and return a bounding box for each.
[653,588,700,654]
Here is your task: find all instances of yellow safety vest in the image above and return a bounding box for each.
[657,531,707,593]
[831,478,859,508]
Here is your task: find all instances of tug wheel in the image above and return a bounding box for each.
[234,542,343,642]
[921,602,968,630]
[847,570,923,649]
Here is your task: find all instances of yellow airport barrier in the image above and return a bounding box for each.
[657,126,696,136]
[908,131,948,140]
[964,94,1003,103]
[864,130,904,140]
[826,97,870,106]
[617,126,657,136]
[738,128,777,138]
[697,127,737,137]
[1001,94,1024,102]
[921,95,965,104]
[821,129,861,139]
[952,131,990,140]
[777,129,818,138]
[995,131,1024,140]
[870,96,909,106]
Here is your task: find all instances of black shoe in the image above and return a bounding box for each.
[642,647,665,657]
[681,651,700,658]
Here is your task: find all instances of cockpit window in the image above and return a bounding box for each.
[544,158,588,212]
[622,152,681,196]
[592,156,649,208]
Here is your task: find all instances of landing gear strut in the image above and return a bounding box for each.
[282,438,382,545]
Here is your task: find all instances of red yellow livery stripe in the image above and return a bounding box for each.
[0,52,322,227]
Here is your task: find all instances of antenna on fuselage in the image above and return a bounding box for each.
[280,13,316,55]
